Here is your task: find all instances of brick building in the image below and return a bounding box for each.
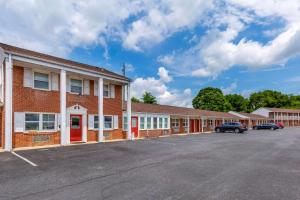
[0,43,133,151]
[229,111,268,128]
[252,107,300,127]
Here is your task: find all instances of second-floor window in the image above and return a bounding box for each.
[34,72,49,90]
[104,84,109,97]
[70,79,83,94]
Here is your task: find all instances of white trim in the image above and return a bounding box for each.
[69,77,84,95]
[23,112,57,132]
[11,54,129,83]
[67,105,88,143]
[60,70,67,145]
[127,84,132,140]
[98,77,104,142]
[4,54,13,151]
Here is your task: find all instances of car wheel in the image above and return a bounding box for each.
[271,127,275,131]
[234,128,240,133]
[216,128,221,133]
[254,127,257,130]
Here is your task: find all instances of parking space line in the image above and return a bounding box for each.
[11,151,38,167]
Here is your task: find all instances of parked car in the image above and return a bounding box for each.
[253,123,279,130]
[276,122,284,129]
[215,122,248,133]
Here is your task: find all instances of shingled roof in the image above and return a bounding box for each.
[230,111,267,119]
[264,107,300,113]
[131,102,241,119]
[0,43,130,82]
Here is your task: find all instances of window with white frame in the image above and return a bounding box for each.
[140,117,145,129]
[94,116,99,129]
[183,118,188,127]
[147,117,151,129]
[25,113,40,131]
[25,113,56,131]
[164,118,168,129]
[153,117,158,129]
[104,84,109,97]
[171,118,179,128]
[70,79,83,94]
[159,118,163,129]
[203,119,207,127]
[209,120,213,127]
[104,116,113,129]
[123,116,128,130]
[42,114,55,130]
[34,72,49,90]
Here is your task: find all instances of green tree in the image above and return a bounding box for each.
[225,94,249,112]
[249,90,291,110]
[131,96,141,103]
[289,95,300,109]
[192,87,231,112]
[142,92,157,104]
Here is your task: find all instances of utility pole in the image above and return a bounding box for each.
[122,63,126,76]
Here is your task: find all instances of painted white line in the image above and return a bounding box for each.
[11,151,38,167]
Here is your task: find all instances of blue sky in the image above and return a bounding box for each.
[1,0,300,107]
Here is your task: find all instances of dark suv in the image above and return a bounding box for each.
[215,122,248,133]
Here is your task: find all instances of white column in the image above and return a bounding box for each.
[127,83,132,140]
[187,117,190,134]
[199,118,201,133]
[60,70,67,145]
[4,54,12,151]
[201,117,204,133]
[98,77,104,142]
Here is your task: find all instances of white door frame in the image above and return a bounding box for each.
[67,104,88,143]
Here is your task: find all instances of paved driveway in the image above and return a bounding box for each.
[1,128,300,200]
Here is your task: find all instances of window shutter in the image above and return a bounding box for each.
[113,115,118,129]
[57,114,61,130]
[23,68,33,88]
[51,73,59,91]
[110,84,115,98]
[94,80,98,96]
[83,79,90,95]
[66,76,70,92]
[14,112,24,132]
[88,114,94,130]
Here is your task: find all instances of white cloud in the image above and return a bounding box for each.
[221,82,238,95]
[158,67,172,83]
[158,0,300,78]
[131,67,192,107]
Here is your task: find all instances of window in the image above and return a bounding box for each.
[25,113,40,131]
[171,118,179,128]
[140,117,145,129]
[42,114,55,130]
[123,116,128,130]
[153,117,158,129]
[104,84,110,97]
[34,72,49,90]
[183,118,188,127]
[203,119,207,127]
[104,116,113,129]
[94,116,99,129]
[164,118,168,129]
[209,120,213,127]
[147,117,151,129]
[159,118,163,129]
[70,79,83,94]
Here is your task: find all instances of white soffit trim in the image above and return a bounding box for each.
[8,53,129,83]
[229,111,249,119]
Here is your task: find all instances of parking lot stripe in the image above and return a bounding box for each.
[11,151,38,167]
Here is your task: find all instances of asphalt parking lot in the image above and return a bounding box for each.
[1,128,300,200]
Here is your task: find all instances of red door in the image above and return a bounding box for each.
[131,116,139,138]
[70,115,82,142]
[190,119,194,133]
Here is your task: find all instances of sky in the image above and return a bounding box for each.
[1,0,300,107]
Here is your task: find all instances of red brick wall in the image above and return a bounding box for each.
[139,129,170,138]
[12,66,124,148]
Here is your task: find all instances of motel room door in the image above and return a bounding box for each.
[131,116,139,138]
[70,114,82,142]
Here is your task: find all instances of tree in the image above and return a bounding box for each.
[142,92,157,104]
[192,87,231,112]
[131,97,141,103]
[249,90,291,111]
[225,94,249,112]
[289,95,300,109]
